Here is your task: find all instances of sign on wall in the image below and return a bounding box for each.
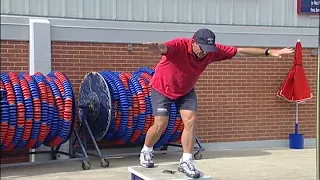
[297,0,320,14]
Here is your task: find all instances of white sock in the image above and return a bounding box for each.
[182,153,193,161]
[141,144,153,152]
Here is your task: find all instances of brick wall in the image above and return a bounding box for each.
[1,40,318,164]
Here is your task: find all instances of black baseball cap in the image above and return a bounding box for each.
[193,28,218,52]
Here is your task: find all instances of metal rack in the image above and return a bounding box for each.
[76,104,205,168]
[1,81,90,170]
[0,125,90,169]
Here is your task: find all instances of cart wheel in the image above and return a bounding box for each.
[82,161,91,170]
[101,158,109,168]
[160,146,168,154]
[194,152,202,160]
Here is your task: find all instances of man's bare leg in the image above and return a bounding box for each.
[180,110,197,159]
[140,116,169,168]
[140,88,172,168]
[177,109,200,179]
[144,116,169,147]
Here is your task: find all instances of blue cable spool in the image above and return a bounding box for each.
[135,67,155,76]
[99,71,118,141]
[47,72,66,142]
[118,72,135,144]
[101,71,120,141]
[57,71,77,144]
[77,66,185,148]
[42,75,60,146]
[22,73,41,149]
[134,75,151,144]
[47,74,69,146]
[15,73,33,149]
[0,84,9,149]
[105,71,129,142]
[1,71,75,150]
[123,73,140,144]
[53,71,74,144]
[8,72,25,150]
[127,73,146,144]
[130,74,147,144]
[1,73,17,150]
[32,73,49,148]
[35,73,54,146]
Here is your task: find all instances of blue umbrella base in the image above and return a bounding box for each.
[289,133,304,149]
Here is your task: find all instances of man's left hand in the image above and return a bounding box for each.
[269,47,294,58]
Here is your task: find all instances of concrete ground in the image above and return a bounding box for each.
[1,147,316,180]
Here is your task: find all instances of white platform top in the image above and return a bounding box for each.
[128,164,212,180]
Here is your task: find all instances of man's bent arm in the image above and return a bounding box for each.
[145,38,184,57]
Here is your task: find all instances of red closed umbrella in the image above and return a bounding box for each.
[277,39,313,149]
[277,39,313,103]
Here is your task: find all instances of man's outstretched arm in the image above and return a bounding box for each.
[236,47,294,58]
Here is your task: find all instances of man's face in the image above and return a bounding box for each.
[192,42,207,59]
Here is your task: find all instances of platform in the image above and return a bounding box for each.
[128,164,212,180]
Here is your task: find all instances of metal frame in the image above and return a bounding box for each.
[77,105,205,168]
[0,128,90,170]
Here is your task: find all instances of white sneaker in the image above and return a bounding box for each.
[177,158,201,179]
[139,150,155,168]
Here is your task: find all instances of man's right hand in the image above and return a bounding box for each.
[143,42,167,54]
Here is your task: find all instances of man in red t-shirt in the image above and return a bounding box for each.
[139,28,294,178]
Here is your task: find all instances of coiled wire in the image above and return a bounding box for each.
[93,67,183,148]
[0,71,75,151]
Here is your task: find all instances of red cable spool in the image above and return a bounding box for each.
[44,79,55,141]
[23,73,42,149]
[55,72,73,123]
[122,73,142,144]
[64,98,73,121]
[115,111,122,132]
[119,73,134,129]
[19,75,33,145]
[48,75,65,147]
[46,75,64,122]
[0,80,8,144]
[34,73,49,147]
[2,74,16,150]
[137,77,153,137]
[49,72,74,147]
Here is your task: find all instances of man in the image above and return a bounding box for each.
[139,28,294,178]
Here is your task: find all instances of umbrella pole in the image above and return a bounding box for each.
[316,29,320,180]
[295,103,299,134]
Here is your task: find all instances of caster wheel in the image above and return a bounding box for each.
[194,152,202,160]
[82,161,91,170]
[160,146,168,154]
[101,158,109,168]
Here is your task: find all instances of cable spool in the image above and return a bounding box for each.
[78,67,184,149]
[0,71,76,151]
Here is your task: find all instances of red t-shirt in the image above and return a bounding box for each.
[149,38,237,100]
